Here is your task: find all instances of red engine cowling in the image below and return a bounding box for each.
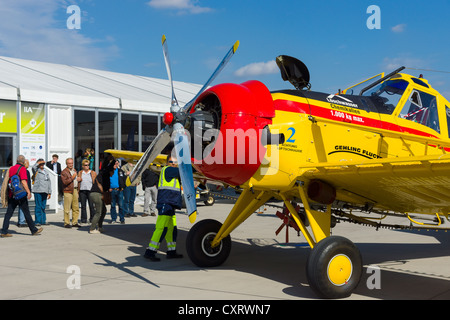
[190,80,275,186]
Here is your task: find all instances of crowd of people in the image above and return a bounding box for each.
[0,150,161,237]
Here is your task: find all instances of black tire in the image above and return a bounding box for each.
[204,194,215,206]
[186,219,231,268]
[306,236,362,299]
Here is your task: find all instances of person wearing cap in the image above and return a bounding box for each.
[32,158,52,225]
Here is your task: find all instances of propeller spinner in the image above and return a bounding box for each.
[126,35,239,224]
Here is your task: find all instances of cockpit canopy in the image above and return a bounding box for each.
[361,78,409,115]
[344,72,447,136]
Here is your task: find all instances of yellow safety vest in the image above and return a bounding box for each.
[158,166,180,191]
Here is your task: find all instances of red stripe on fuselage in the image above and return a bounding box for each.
[273,99,440,140]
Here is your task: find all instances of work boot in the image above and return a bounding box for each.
[166,251,183,259]
[144,248,160,262]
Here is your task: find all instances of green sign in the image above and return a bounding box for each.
[0,100,17,133]
[21,102,45,134]
[20,102,46,163]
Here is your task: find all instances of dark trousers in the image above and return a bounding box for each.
[79,189,95,222]
[2,197,38,235]
[89,192,106,231]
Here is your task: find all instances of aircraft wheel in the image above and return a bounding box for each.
[204,194,215,206]
[306,236,362,299]
[186,219,231,268]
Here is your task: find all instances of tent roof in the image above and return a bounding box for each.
[0,56,202,113]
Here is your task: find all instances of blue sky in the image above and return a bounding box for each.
[2,0,450,98]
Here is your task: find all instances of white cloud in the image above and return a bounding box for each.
[234,60,278,77]
[148,0,213,14]
[391,24,406,33]
[0,0,118,68]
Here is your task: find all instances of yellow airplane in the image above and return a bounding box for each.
[109,38,450,299]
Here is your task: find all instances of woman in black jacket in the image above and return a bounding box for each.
[89,155,115,234]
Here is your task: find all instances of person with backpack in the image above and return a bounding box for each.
[1,155,43,237]
[17,159,31,227]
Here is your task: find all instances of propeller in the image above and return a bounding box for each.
[183,39,240,113]
[162,35,179,109]
[126,35,239,223]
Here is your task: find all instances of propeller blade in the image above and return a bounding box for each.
[183,40,240,113]
[162,35,179,108]
[126,128,171,187]
[173,123,197,223]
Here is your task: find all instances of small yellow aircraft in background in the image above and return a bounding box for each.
[108,37,450,299]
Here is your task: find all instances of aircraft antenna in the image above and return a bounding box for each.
[406,67,450,74]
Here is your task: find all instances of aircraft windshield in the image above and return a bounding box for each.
[362,79,408,114]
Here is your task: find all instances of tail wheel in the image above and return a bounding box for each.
[186,219,231,268]
[306,236,362,299]
[204,194,215,206]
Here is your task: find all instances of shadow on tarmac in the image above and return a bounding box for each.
[81,211,450,300]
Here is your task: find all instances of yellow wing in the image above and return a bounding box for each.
[301,154,450,215]
[104,149,223,186]
[105,149,168,168]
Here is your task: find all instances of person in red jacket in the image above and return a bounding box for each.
[1,155,43,237]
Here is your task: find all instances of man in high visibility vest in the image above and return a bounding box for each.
[144,156,183,261]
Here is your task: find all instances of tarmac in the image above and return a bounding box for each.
[0,194,449,301]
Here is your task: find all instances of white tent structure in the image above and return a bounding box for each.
[0,56,202,211]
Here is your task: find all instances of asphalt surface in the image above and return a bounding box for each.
[0,195,449,301]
